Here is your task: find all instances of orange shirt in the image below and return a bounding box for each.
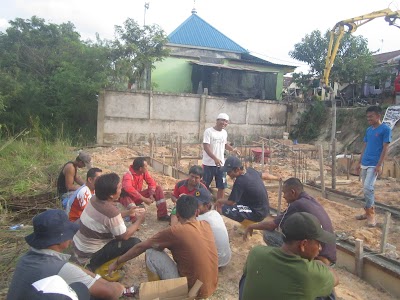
[147,220,218,298]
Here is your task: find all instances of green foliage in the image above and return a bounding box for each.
[291,101,329,142]
[0,16,110,142]
[0,135,73,198]
[289,29,374,85]
[0,16,170,142]
[109,18,169,89]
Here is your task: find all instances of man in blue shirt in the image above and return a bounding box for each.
[356,106,391,227]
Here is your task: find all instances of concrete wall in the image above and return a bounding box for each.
[97,90,306,145]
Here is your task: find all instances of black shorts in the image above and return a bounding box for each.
[221,204,264,222]
[202,165,227,189]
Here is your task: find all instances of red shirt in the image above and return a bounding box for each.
[173,179,208,198]
[122,166,157,201]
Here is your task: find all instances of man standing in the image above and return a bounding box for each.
[57,151,92,206]
[244,177,336,266]
[216,156,275,224]
[66,167,102,222]
[119,157,169,221]
[240,212,338,300]
[108,195,218,299]
[170,165,208,226]
[356,106,391,227]
[202,113,240,200]
[7,209,131,300]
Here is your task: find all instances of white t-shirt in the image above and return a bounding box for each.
[197,210,231,267]
[202,127,228,166]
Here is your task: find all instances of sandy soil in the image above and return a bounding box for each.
[86,145,398,300]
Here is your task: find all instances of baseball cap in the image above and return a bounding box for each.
[217,113,229,121]
[281,212,336,244]
[193,186,212,204]
[78,151,92,168]
[25,209,80,249]
[221,156,242,173]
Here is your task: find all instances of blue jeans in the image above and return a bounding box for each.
[361,167,377,208]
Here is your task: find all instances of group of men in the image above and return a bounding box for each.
[8,105,390,299]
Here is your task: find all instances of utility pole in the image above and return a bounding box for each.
[144,2,150,26]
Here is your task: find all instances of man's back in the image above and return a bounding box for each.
[242,245,334,300]
[230,168,269,213]
[147,220,218,298]
[197,210,231,267]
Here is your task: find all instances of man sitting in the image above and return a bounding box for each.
[196,187,232,267]
[108,195,218,299]
[244,177,336,265]
[170,165,208,226]
[119,157,169,221]
[240,212,339,300]
[216,156,278,224]
[7,209,132,300]
[73,173,145,278]
[57,151,92,206]
[66,167,102,222]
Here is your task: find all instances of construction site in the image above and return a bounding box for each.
[3,125,400,299]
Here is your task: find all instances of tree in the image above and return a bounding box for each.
[109,18,169,89]
[0,17,110,141]
[289,29,374,85]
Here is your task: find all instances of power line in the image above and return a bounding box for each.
[248,50,310,66]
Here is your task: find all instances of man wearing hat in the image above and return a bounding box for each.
[195,185,231,267]
[216,156,276,224]
[202,113,240,200]
[7,209,129,300]
[57,151,92,207]
[240,212,339,300]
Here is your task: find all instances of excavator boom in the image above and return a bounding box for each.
[323,8,400,88]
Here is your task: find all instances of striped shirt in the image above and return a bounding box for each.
[73,196,126,257]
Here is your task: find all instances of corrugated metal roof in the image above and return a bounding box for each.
[189,61,268,72]
[168,13,248,53]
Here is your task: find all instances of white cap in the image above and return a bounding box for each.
[217,113,229,121]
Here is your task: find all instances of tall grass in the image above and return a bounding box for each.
[0,135,74,199]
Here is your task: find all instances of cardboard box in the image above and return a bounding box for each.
[139,277,202,300]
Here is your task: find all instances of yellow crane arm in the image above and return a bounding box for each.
[323,8,400,87]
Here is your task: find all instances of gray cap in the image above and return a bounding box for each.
[78,151,92,168]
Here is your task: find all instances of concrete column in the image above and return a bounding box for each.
[149,91,153,120]
[245,101,249,125]
[96,90,105,145]
[198,89,207,142]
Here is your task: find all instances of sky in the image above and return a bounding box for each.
[1,0,400,72]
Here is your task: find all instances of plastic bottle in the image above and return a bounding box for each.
[9,224,24,230]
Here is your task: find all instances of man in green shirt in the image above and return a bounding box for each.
[240,212,339,300]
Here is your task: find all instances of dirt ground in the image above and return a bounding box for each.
[85,145,398,299]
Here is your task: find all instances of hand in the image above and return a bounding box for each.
[135,207,146,222]
[142,197,154,205]
[149,195,156,202]
[108,259,118,277]
[214,158,222,167]
[375,165,383,176]
[243,226,254,241]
